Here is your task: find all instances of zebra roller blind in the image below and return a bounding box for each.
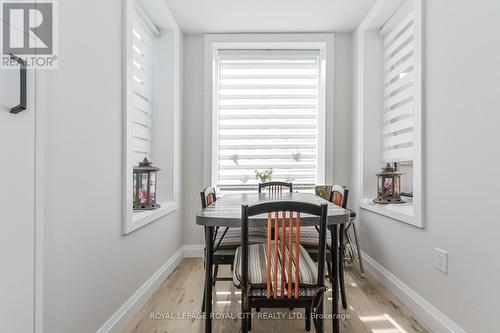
[131,9,158,164]
[214,50,322,191]
[382,11,415,163]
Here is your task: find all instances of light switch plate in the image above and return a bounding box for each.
[435,248,448,273]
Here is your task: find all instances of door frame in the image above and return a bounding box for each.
[34,66,44,333]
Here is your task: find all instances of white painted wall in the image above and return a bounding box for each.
[182,34,206,246]
[182,33,354,246]
[352,1,500,332]
[38,1,183,332]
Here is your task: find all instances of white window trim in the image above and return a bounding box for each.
[123,0,181,234]
[355,0,423,227]
[203,33,335,190]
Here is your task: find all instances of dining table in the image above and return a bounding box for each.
[196,192,351,333]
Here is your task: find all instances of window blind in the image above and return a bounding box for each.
[131,10,157,164]
[214,50,321,191]
[382,11,415,163]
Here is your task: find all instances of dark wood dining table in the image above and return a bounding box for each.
[196,192,350,333]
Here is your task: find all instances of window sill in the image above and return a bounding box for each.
[360,198,421,227]
[130,201,178,231]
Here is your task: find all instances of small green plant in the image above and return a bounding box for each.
[255,169,273,183]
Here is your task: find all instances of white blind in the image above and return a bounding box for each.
[214,50,321,191]
[382,11,415,163]
[131,11,157,164]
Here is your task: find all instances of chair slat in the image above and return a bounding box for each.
[288,212,293,298]
[281,211,286,297]
[295,212,301,298]
[273,211,279,299]
[266,213,272,299]
[331,192,342,206]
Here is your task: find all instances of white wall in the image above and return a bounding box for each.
[182,34,206,246]
[182,33,354,246]
[38,1,183,332]
[352,1,500,332]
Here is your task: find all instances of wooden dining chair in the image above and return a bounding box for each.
[234,201,329,333]
[200,187,267,311]
[258,181,293,194]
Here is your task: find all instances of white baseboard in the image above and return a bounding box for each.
[361,251,467,333]
[183,244,204,257]
[96,247,184,333]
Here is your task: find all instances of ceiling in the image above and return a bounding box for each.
[164,0,376,34]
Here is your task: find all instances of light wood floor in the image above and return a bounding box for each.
[123,258,429,333]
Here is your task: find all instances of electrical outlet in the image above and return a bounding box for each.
[435,248,448,273]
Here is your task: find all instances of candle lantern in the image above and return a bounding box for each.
[133,158,161,211]
[373,163,405,204]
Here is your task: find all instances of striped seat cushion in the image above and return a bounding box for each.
[214,227,267,249]
[233,242,318,290]
[281,226,332,248]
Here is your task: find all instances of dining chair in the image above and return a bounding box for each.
[258,181,293,194]
[297,185,348,310]
[301,185,365,310]
[234,201,329,333]
[200,187,267,311]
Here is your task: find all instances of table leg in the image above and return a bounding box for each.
[205,226,213,333]
[339,224,347,309]
[330,225,340,333]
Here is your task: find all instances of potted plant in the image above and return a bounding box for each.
[254,169,273,183]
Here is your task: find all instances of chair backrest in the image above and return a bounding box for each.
[200,187,217,209]
[329,185,349,209]
[258,181,293,194]
[241,201,328,300]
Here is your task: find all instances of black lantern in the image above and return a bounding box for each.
[373,163,405,204]
[133,158,161,211]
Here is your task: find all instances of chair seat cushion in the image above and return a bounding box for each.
[281,226,332,248]
[233,242,318,290]
[214,227,267,249]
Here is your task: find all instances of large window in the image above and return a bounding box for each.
[211,48,326,192]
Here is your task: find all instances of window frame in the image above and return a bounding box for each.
[204,34,335,191]
[123,0,181,234]
[355,0,423,228]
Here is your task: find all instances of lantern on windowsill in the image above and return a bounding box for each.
[373,163,405,204]
[133,158,161,211]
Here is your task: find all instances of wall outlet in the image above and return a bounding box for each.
[435,248,448,273]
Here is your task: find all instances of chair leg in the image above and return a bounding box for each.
[326,260,333,284]
[201,257,206,312]
[305,307,311,332]
[351,221,365,278]
[316,300,324,333]
[242,307,248,333]
[201,282,206,312]
[212,264,218,286]
[339,236,348,310]
[242,318,248,333]
[248,310,252,331]
[344,228,355,264]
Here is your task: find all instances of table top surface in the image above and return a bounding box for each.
[196,192,350,227]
